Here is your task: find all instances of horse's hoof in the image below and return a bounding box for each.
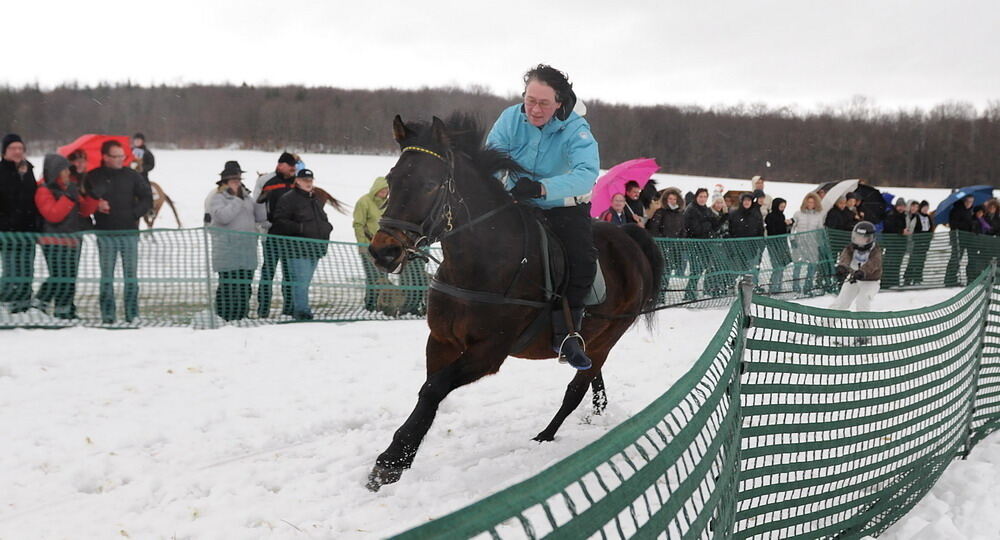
[532,432,555,443]
[366,464,403,492]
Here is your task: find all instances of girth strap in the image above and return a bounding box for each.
[428,278,549,308]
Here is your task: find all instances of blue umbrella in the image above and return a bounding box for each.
[933,185,995,225]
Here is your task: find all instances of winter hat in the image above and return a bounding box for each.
[845,192,859,201]
[2,133,23,156]
[740,192,755,203]
[710,193,725,205]
[278,151,297,166]
[217,160,245,183]
[296,168,315,179]
[42,153,69,184]
[894,197,907,208]
[133,132,145,142]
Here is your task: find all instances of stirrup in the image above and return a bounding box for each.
[556,332,587,363]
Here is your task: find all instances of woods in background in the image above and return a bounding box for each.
[1,82,997,188]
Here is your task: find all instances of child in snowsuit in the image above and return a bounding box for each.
[830,221,883,312]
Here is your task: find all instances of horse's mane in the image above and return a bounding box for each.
[406,113,524,180]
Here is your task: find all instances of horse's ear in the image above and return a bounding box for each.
[430,116,450,147]
[392,115,410,144]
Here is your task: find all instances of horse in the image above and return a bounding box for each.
[365,114,664,491]
[143,181,183,228]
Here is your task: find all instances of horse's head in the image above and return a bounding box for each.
[369,115,455,273]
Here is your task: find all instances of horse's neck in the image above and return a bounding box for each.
[437,172,529,288]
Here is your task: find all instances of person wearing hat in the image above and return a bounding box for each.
[130,133,155,182]
[880,197,911,288]
[945,194,976,287]
[0,133,41,313]
[83,139,153,324]
[252,151,298,318]
[205,161,266,321]
[727,192,766,289]
[905,200,935,286]
[353,176,390,312]
[831,221,883,338]
[270,168,333,321]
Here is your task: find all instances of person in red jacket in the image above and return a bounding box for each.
[34,154,100,319]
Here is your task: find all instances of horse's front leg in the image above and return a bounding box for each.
[367,337,502,492]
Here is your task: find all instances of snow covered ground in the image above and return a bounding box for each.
[3,286,995,539]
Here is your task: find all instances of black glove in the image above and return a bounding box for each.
[64,182,80,201]
[851,270,865,283]
[510,177,544,201]
[835,265,849,280]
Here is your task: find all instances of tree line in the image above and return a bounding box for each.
[1,82,997,188]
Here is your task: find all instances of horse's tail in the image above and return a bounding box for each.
[163,192,183,228]
[620,223,664,329]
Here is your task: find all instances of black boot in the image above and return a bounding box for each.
[551,308,592,370]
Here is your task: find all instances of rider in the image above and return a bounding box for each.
[486,64,600,371]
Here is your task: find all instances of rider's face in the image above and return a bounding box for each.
[523,80,561,127]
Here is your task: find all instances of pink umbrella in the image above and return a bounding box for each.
[589,158,660,218]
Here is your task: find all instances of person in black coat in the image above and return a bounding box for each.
[130,133,155,182]
[945,195,975,287]
[646,188,685,277]
[904,200,934,285]
[253,152,298,317]
[880,198,910,288]
[764,198,792,293]
[83,140,153,324]
[270,169,333,320]
[0,134,41,312]
[727,193,765,288]
[682,188,713,300]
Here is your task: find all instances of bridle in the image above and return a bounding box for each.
[377,145,513,264]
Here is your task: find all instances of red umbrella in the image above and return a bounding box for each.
[57,134,135,173]
[589,158,660,218]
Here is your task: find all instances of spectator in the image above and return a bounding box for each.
[751,175,770,218]
[702,193,733,296]
[764,198,792,293]
[831,221,883,334]
[880,197,910,288]
[728,193,765,287]
[68,150,88,185]
[986,198,1000,234]
[791,192,825,293]
[84,139,153,324]
[205,161,266,321]
[646,187,685,277]
[130,133,155,182]
[33,154,100,319]
[0,133,41,313]
[353,176,390,312]
[904,200,934,286]
[623,180,645,225]
[968,205,995,280]
[845,192,864,222]
[682,188,714,300]
[944,194,975,287]
[270,169,333,321]
[598,193,630,225]
[825,196,856,231]
[253,151,298,317]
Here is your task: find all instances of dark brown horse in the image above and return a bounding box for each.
[366,114,663,491]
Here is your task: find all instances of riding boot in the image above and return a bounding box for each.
[551,308,592,370]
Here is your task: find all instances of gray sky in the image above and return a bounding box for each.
[12,0,999,112]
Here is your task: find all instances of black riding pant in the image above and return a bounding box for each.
[544,204,597,309]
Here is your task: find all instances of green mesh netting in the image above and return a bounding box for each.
[393,265,1000,539]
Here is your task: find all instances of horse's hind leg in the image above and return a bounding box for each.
[533,352,608,442]
[591,373,607,416]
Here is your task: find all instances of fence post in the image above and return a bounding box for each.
[963,260,997,457]
[202,227,217,329]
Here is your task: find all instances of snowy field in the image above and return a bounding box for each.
[3,286,996,539]
[3,149,992,538]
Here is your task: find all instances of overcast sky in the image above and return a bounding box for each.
[10,0,998,112]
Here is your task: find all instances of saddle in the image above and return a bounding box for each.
[507,213,606,355]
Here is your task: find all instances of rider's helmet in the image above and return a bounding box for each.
[851,221,876,251]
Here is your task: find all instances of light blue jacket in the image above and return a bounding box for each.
[485,104,600,209]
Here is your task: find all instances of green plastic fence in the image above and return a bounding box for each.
[394,267,1000,539]
[0,228,997,327]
